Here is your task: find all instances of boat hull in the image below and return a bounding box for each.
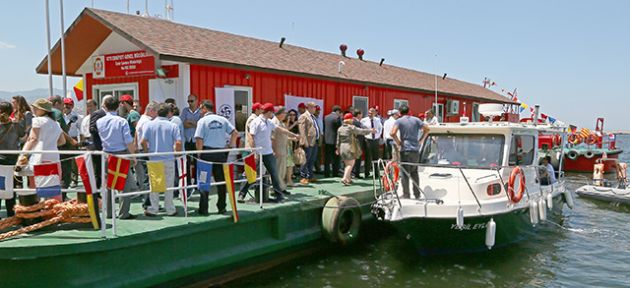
[388,197,564,255]
[563,149,622,173]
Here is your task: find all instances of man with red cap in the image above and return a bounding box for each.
[297,102,306,116]
[239,103,298,203]
[245,102,263,148]
[119,94,141,137]
[63,97,82,187]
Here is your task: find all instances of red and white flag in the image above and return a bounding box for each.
[33,162,62,198]
[176,156,188,208]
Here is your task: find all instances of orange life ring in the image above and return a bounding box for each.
[382,161,400,192]
[585,134,597,145]
[568,134,582,145]
[508,166,526,203]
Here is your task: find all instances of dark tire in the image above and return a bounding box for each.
[322,196,361,245]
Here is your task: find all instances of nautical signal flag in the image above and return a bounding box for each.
[176,156,188,208]
[579,128,591,139]
[244,153,257,184]
[147,161,167,193]
[33,162,62,198]
[0,165,14,199]
[107,155,131,191]
[223,163,239,223]
[75,154,100,230]
[197,159,213,192]
[73,79,84,101]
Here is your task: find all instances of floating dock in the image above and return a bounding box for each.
[0,177,376,287]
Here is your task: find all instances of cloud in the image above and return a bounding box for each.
[0,41,16,49]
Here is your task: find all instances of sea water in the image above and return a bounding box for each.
[229,135,630,288]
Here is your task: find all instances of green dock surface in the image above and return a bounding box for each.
[0,176,377,287]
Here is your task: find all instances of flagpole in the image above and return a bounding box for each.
[45,0,53,98]
[60,0,67,100]
[434,54,438,114]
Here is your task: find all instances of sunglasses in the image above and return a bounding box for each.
[187,100,195,103]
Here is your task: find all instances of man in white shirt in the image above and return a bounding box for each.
[425,110,439,125]
[360,107,383,178]
[80,99,97,147]
[383,109,400,161]
[239,103,297,203]
[135,102,158,207]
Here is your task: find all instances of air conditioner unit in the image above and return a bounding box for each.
[447,100,459,115]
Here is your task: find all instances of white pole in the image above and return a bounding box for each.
[60,0,67,100]
[126,0,130,14]
[145,0,149,16]
[100,153,107,238]
[45,0,54,98]
[434,54,438,115]
[259,151,263,209]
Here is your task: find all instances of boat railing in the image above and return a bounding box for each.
[0,147,266,238]
[375,160,560,213]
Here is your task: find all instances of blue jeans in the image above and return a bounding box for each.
[300,145,318,179]
[240,153,283,197]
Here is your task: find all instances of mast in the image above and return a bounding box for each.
[45,0,53,97]
[60,0,67,100]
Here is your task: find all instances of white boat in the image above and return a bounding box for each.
[576,160,630,204]
[372,117,573,254]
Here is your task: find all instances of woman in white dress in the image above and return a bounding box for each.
[16,98,65,202]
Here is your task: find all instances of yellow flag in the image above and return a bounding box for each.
[147,161,167,193]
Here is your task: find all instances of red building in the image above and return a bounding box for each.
[37,8,516,123]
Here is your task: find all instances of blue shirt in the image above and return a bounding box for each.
[194,113,235,148]
[141,117,181,161]
[395,115,424,152]
[181,107,201,142]
[96,112,133,152]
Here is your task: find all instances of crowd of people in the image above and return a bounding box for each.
[0,93,439,219]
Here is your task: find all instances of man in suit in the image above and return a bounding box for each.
[89,95,111,189]
[298,102,320,184]
[323,105,342,178]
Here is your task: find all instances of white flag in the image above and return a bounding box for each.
[0,165,14,199]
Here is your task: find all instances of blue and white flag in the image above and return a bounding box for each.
[0,165,14,199]
[197,159,213,192]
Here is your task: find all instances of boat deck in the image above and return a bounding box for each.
[0,176,376,252]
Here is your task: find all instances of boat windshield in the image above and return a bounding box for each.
[420,134,505,167]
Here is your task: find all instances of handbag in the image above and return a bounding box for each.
[293,147,306,166]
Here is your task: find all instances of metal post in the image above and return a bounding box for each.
[59,0,67,100]
[259,150,263,209]
[45,0,53,98]
[111,186,117,236]
[100,153,107,237]
[533,105,540,125]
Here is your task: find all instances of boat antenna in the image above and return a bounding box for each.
[45,0,53,98]
[533,105,540,126]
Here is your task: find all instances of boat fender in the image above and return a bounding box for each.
[456,207,464,229]
[322,196,362,245]
[508,167,526,203]
[538,198,547,222]
[563,190,575,209]
[485,218,496,250]
[584,150,596,159]
[567,150,580,161]
[546,193,553,210]
[529,200,539,226]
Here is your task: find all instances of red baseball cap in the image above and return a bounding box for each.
[262,102,275,112]
[120,94,133,103]
[343,113,353,120]
[252,102,262,111]
[63,98,74,105]
[315,105,321,111]
[298,103,306,109]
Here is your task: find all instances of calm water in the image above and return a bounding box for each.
[228,135,630,288]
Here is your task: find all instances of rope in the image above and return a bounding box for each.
[0,199,93,242]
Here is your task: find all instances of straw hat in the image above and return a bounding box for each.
[32,98,53,112]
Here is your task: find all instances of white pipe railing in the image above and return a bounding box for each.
[3,147,265,238]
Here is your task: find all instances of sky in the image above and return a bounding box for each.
[0,0,628,130]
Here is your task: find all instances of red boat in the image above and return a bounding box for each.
[563,118,623,173]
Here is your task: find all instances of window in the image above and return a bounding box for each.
[394,99,408,110]
[509,135,535,166]
[92,83,138,107]
[353,96,369,117]
[420,134,505,167]
[432,103,444,122]
[472,103,480,122]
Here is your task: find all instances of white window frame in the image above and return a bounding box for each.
[92,83,139,106]
[394,99,409,110]
[433,103,444,122]
[352,95,369,117]
[472,102,481,122]
[224,85,253,113]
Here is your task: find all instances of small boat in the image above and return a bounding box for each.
[372,108,572,254]
[576,160,630,205]
[562,118,622,173]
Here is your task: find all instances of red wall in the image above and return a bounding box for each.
[189,65,496,121]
